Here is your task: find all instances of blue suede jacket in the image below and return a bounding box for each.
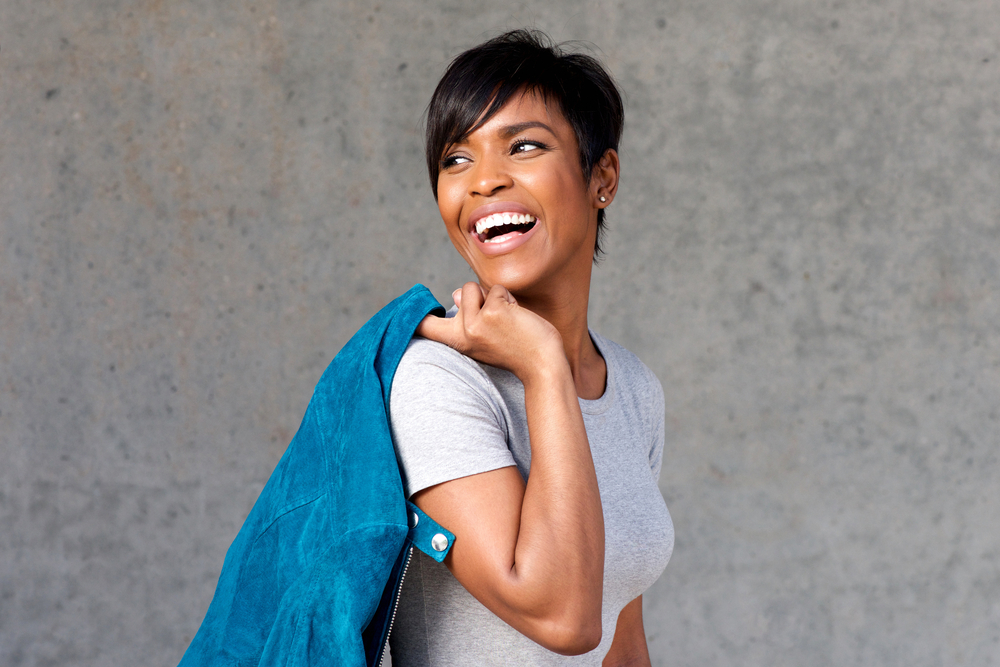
[179,285,455,667]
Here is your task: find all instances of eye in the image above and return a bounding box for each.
[511,139,546,155]
[440,153,471,169]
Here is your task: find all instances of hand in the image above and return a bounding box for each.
[416,282,565,381]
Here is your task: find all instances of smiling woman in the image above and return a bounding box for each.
[386,30,674,666]
[434,93,609,294]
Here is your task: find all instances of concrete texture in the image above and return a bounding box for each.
[1,1,998,665]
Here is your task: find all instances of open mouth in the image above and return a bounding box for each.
[475,212,537,244]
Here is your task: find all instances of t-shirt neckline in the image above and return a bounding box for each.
[579,330,615,415]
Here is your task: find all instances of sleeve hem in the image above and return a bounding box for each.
[404,459,518,499]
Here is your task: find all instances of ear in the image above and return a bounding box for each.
[590,149,620,209]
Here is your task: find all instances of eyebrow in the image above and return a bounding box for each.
[447,120,557,152]
[498,121,556,138]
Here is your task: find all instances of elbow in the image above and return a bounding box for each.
[537,615,603,656]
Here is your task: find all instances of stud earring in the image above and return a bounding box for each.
[599,195,607,203]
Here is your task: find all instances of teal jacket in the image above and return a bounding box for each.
[179,285,455,667]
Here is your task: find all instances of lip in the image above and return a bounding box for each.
[466,201,537,234]
[465,201,540,256]
[472,217,540,255]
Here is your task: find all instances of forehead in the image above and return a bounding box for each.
[461,90,573,142]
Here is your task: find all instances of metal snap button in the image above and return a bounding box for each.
[431,533,449,552]
[410,512,419,527]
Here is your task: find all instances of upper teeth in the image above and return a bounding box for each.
[475,212,536,235]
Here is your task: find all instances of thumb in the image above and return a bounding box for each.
[414,313,460,347]
[486,283,516,306]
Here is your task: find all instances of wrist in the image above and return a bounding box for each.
[519,351,573,390]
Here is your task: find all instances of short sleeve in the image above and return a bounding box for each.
[389,338,517,498]
[648,375,666,481]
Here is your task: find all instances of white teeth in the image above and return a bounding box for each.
[474,212,536,235]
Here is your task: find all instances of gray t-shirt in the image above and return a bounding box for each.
[387,331,674,666]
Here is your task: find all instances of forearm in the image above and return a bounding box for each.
[602,596,651,667]
[503,360,605,648]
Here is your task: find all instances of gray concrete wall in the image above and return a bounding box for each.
[1,1,997,665]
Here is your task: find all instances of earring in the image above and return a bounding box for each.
[598,195,607,203]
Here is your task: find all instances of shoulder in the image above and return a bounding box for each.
[388,338,515,497]
[398,335,466,366]
[591,333,666,466]
[391,337,502,416]
[394,337,491,389]
[591,331,663,405]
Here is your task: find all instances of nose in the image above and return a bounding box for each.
[470,152,513,197]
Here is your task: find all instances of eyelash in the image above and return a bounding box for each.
[440,154,467,169]
[440,138,548,169]
[511,139,547,154]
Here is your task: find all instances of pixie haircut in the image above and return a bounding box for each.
[425,29,624,257]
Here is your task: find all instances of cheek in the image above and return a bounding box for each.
[437,190,462,230]
[543,174,591,224]
[437,197,472,256]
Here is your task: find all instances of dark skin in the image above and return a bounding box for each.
[602,596,653,666]
[414,91,650,662]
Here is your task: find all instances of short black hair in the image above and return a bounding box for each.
[425,29,624,257]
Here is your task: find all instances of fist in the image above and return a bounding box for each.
[416,282,564,379]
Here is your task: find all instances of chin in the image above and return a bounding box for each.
[479,270,548,298]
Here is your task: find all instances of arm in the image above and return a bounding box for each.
[602,596,652,667]
[412,283,605,655]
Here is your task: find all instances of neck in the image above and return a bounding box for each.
[507,269,606,400]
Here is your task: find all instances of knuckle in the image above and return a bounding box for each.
[465,319,484,339]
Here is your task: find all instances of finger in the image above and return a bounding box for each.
[486,283,516,306]
[414,313,460,347]
[452,289,462,308]
[463,281,486,308]
[459,282,486,329]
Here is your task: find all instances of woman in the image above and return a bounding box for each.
[387,30,674,665]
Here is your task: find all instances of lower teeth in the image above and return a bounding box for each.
[482,222,534,243]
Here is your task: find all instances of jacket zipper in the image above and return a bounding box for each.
[377,545,414,667]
